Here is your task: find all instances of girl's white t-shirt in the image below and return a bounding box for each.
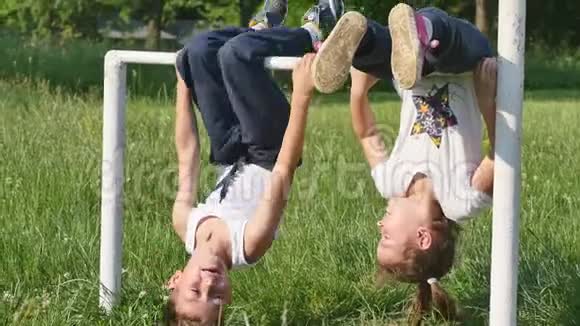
[371,76,492,223]
[185,163,274,268]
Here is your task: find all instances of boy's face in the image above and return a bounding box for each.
[167,249,232,322]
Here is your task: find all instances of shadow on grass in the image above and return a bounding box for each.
[556,267,580,325]
[456,236,580,326]
[525,235,580,326]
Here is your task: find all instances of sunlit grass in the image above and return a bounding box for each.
[1,79,579,325]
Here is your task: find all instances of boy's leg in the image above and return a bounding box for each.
[176,0,289,166]
[176,27,251,165]
[218,27,314,167]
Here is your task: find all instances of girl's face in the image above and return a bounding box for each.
[167,248,232,322]
[376,196,434,267]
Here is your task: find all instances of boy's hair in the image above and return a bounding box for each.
[378,217,460,326]
[161,296,223,326]
[162,297,196,326]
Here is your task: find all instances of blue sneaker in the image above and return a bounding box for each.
[250,0,288,28]
[302,0,345,41]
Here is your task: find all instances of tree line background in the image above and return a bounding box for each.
[0,0,578,49]
[1,0,578,92]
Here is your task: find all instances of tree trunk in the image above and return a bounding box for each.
[475,0,489,36]
[145,0,163,50]
[145,18,161,50]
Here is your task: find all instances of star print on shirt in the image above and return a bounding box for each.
[410,83,458,148]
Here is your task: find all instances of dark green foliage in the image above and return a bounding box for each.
[1,0,579,47]
[2,33,578,94]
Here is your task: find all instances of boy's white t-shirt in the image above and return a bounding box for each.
[372,76,492,223]
[185,163,274,268]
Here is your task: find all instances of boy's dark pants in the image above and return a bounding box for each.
[353,7,493,82]
[176,27,312,168]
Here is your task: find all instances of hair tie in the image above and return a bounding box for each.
[427,277,438,285]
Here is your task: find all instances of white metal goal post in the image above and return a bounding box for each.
[489,0,526,325]
[99,1,526,323]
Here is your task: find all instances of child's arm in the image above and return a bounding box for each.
[172,72,201,242]
[243,54,315,262]
[349,67,389,168]
[471,58,497,196]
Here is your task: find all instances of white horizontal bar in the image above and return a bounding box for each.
[427,72,472,77]
[104,50,299,70]
[105,50,177,65]
[264,56,300,70]
[104,50,473,77]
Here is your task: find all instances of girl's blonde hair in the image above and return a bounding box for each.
[378,217,460,325]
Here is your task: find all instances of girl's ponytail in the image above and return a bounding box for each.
[430,279,458,321]
[408,279,458,326]
[409,281,432,326]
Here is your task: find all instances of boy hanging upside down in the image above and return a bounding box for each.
[312,4,497,324]
[165,0,345,324]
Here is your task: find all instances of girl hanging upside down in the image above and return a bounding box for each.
[312,3,497,324]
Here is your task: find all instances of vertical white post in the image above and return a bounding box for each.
[99,52,127,313]
[490,0,526,325]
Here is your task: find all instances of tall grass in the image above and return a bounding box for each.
[1,33,579,96]
[525,44,580,89]
[0,33,177,97]
[1,78,580,325]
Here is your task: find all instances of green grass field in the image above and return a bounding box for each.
[1,78,580,325]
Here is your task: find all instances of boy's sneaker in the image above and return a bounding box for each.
[311,11,367,93]
[302,0,345,42]
[388,3,435,89]
[250,0,288,28]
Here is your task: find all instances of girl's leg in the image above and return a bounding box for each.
[419,7,493,74]
[176,27,250,165]
[351,19,394,81]
[388,4,493,88]
[311,11,368,93]
[218,27,313,168]
[312,14,394,93]
[314,6,493,92]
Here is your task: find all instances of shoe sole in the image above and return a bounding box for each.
[312,11,367,94]
[388,3,422,89]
